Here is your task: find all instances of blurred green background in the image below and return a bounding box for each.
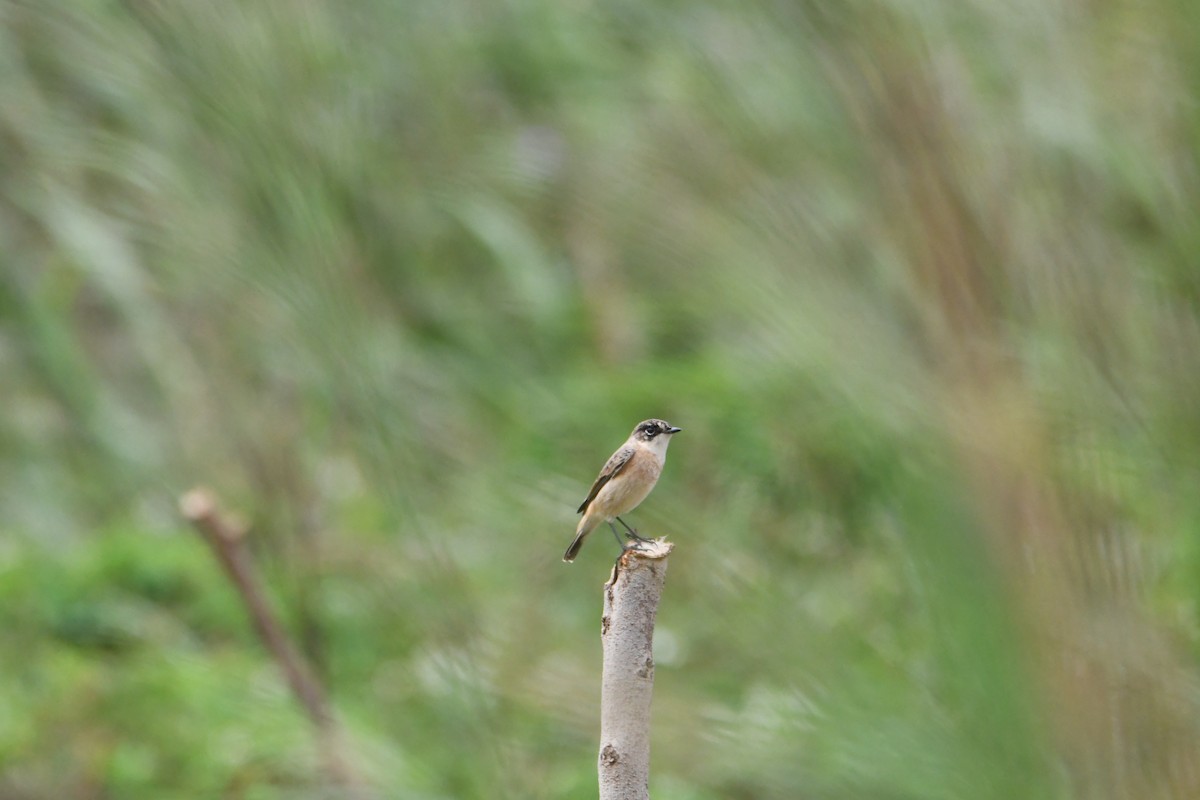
[4,0,1200,797]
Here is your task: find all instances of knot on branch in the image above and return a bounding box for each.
[600,744,620,767]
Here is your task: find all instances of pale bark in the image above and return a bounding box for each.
[598,539,673,800]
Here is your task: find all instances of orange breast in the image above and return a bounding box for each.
[589,451,662,519]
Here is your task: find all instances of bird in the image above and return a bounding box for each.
[563,418,682,563]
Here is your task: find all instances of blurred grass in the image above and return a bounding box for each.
[3,0,1200,797]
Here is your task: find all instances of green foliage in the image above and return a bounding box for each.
[3,0,1200,797]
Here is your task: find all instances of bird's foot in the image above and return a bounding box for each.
[616,516,654,543]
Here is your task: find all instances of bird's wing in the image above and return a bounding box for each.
[577,445,636,514]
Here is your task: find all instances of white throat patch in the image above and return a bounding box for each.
[644,433,673,459]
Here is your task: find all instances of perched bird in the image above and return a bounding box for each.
[563,419,682,563]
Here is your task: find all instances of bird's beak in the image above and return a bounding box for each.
[667,427,683,434]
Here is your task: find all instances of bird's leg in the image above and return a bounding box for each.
[616,516,654,543]
[609,520,649,554]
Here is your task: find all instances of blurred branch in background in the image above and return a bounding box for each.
[180,488,368,795]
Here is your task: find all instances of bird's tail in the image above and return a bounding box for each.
[563,515,597,562]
